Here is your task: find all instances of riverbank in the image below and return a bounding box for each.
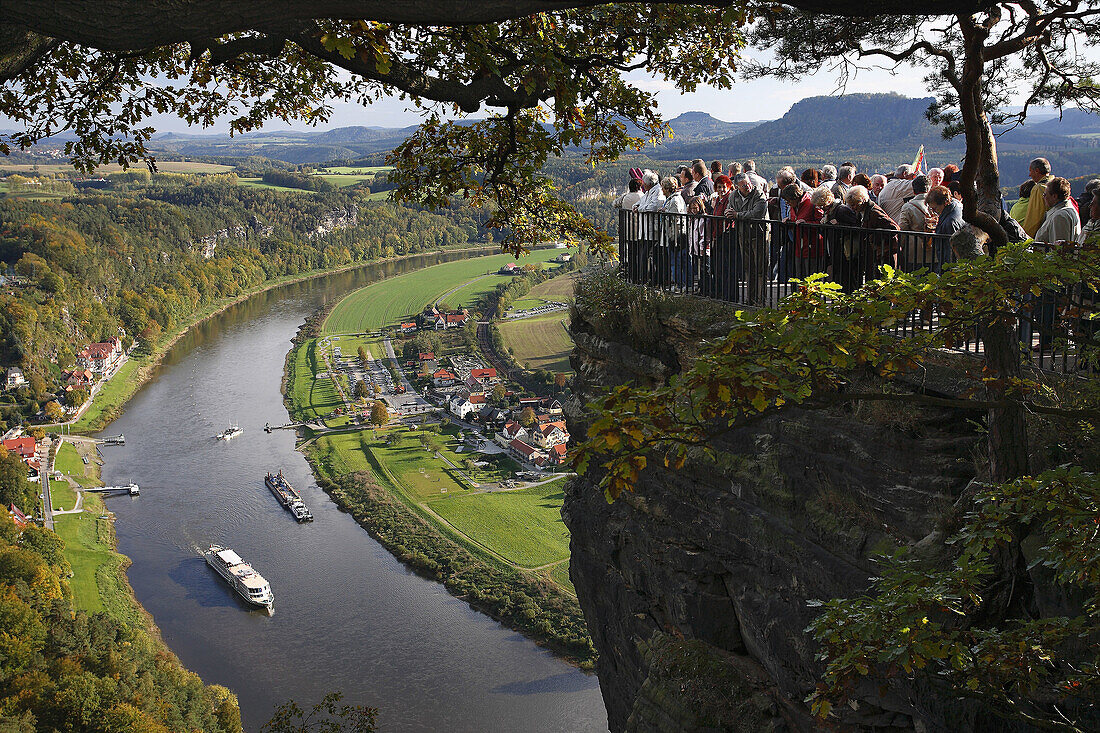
[49,439,245,730]
[67,244,500,434]
[281,253,596,667]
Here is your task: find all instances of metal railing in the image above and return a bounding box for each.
[617,209,1094,373]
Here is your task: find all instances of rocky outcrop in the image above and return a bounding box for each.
[563,293,985,732]
[187,215,272,258]
[307,204,358,239]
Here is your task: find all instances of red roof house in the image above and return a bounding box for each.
[2,436,36,460]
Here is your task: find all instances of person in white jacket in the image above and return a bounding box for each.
[631,170,665,284]
[1034,177,1081,244]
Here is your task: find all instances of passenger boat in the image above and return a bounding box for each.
[203,545,274,611]
[265,471,314,522]
[216,423,243,440]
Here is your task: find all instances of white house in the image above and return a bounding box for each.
[5,367,26,390]
[449,391,487,420]
[76,338,123,374]
[495,420,529,448]
[533,423,569,450]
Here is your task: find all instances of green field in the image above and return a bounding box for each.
[314,428,572,582]
[70,358,142,432]
[321,166,394,175]
[315,174,373,188]
[322,250,560,335]
[428,481,570,568]
[55,493,143,626]
[498,313,574,374]
[238,177,317,193]
[438,273,513,310]
[49,479,78,512]
[54,441,84,475]
[289,339,345,421]
[511,272,578,310]
[549,560,574,594]
[0,161,234,174]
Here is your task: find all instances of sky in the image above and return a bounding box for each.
[136,53,940,134]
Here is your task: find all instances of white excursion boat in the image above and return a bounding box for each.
[203,545,274,611]
[216,423,244,441]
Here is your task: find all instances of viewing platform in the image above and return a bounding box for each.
[616,210,1090,374]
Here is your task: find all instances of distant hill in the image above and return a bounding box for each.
[664,112,761,143]
[1034,108,1100,136]
[686,93,946,159]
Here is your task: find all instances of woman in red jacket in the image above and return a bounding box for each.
[781,184,825,278]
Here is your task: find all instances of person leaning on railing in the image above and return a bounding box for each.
[1034,176,1082,246]
[925,185,964,273]
[845,185,900,288]
[633,169,666,285]
[660,176,687,288]
[1031,176,1082,356]
[781,183,825,280]
[686,195,709,291]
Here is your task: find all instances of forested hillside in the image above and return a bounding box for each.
[0,176,477,429]
[0,513,243,732]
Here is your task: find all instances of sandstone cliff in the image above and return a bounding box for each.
[562,280,991,732]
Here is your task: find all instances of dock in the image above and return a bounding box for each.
[86,482,140,496]
[97,434,125,445]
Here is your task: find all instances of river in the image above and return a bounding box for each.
[94,251,608,732]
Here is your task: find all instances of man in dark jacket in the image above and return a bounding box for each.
[845,185,900,286]
[926,185,963,272]
[726,174,770,304]
[691,160,714,203]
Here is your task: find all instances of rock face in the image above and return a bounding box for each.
[563,295,983,732]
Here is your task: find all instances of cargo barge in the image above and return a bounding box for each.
[265,471,314,522]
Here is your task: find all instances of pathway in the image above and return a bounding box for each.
[433,273,493,309]
[39,440,54,530]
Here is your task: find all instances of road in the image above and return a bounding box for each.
[38,439,54,529]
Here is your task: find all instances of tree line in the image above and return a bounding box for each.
[0,179,477,430]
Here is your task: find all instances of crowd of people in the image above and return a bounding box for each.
[613,156,1099,302]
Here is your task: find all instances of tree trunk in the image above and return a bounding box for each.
[955,14,1032,623]
[956,15,1008,251]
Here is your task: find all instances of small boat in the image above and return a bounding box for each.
[204,545,273,611]
[216,423,243,441]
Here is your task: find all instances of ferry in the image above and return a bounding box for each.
[203,545,274,611]
[265,471,314,522]
[216,423,243,441]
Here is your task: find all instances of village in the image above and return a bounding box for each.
[318,297,572,480]
[3,336,128,489]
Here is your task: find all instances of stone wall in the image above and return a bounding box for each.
[563,288,986,732]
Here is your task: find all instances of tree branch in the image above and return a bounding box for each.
[2,0,1001,56]
[291,27,538,113]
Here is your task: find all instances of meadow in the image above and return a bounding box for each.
[314,429,572,588]
[320,166,394,175]
[288,338,345,421]
[427,480,570,569]
[510,271,578,310]
[498,313,574,374]
[237,177,316,193]
[70,358,141,432]
[55,493,144,626]
[322,249,560,334]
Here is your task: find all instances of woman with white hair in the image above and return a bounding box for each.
[927,167,944,189]
[660,176,687,287]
